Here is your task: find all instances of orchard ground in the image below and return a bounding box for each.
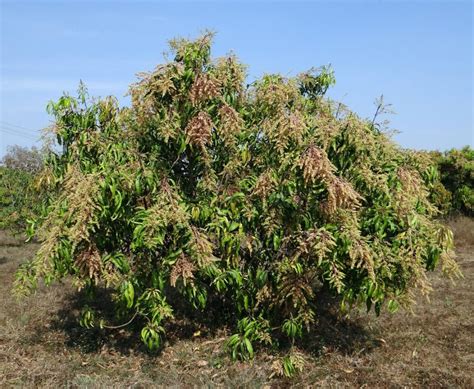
[1,217,473,388]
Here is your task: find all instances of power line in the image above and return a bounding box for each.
[0,121,39,134]
[0,127,40,140]
[0,131,38,142]
[0,127,39,141]
[0,123,41,137]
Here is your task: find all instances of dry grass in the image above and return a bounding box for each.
[447,216,474,249]
[0,223,473,388]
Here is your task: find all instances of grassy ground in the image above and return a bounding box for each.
[1,217,473,388]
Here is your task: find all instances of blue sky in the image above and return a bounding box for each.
[1,0,472,156]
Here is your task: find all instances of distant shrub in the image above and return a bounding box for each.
[0,146,47,232]
[15,34,460,374]
[431,146,473,216]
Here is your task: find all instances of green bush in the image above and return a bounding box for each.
[15,34,460,372]
[432,146,473,216]
[0,146,47,232]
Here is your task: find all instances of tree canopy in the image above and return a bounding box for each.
[16,33,460,372]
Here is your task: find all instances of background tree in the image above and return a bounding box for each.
[432,146,473,216]
[1,145,45,174]
[0,146,47,231]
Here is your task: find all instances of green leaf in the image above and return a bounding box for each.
[244,338,254,358]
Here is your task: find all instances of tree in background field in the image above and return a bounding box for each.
[432,146,473,217]
[2,145,45,174]
[0,146,48,231]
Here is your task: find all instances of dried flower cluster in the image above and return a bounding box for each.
[299,145,335,183]
[185,111,214,149]
[170,254,196,287]
[190,74,220,106]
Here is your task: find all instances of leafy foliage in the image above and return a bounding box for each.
[15,33,460,373]
[431,146,473,216]
[0,146,47,231]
